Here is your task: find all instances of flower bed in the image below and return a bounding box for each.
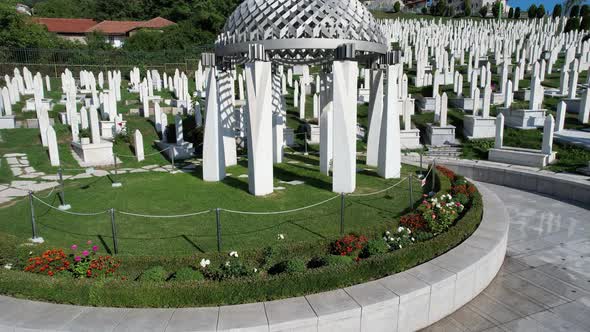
[0,167,484,308]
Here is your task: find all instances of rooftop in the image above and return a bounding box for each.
[33,17,175,36]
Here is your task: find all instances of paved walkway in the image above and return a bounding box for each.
[424,184,590,332]
[0,182,588,331]
[554,129,590,151]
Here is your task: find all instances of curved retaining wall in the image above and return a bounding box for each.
[0,182,509,332]
[436,159,590,206]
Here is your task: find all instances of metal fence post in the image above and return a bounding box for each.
[431,160,436,194]
[216,208,222,252]
[171,151,175,173]
[110,208,119,255]
[408,175,414,210]
[28,191,38,239]
[340,193,345,235]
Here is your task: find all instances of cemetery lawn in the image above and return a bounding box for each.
[0,155,423,256]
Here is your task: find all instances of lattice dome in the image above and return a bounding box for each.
[215,0,388,64]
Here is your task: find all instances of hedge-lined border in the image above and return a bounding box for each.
[0,169,483,308]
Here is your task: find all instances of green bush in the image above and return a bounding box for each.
[173,267,204,282]
[269,259,306,275]
[360,239,389,258]
[204,259,255,281]
[139,266,168,282]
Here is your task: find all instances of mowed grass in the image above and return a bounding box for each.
[0,153,422,256]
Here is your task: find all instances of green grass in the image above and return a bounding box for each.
[0,126,79,179]
[0,154,423,256]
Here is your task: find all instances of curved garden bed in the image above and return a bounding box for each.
[0,166,484,307]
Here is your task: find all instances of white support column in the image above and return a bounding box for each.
[319,73,334,176]
[245,60,274,196]
[272,73,285,164]
[218,71,238,166]
[378,65,401,179]
[202,69,226,182]
[366,69,384,167]
[332,60,358,193]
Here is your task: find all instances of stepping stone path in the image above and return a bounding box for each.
[4,154,45,179]
[279,180,305,186]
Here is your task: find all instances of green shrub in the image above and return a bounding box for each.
[269,259,306,275]
[173,267,204,282]
[204,259,255,281]
[325,255,354,266]
[139,266,167,282]
[360,239,389,258]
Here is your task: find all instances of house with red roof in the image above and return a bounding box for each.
[32,17,176,47]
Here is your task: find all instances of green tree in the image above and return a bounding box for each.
[564,17,581,32]
[85,31,112,51]
[571,5,580,17]
[515,7,521,19]
[434,0,448,16]
[553,4,563,18]
[33,0,96,18]
[421,7,428,15]
[0,0,74,49]
[479,5,488,18]
[528,4,537,19]
[537,4,546,18]
[394,1,401,13]
[581,5,590,17]
[581,16,590,31]
[464,0,472,17]
[492,1,503,18]
[508,7,514,18]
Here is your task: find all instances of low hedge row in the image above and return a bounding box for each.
[0,172,482,308]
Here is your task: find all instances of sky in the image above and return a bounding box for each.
[507,0,589,11]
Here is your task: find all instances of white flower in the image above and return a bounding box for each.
[3,263,12,270]
[411,237,415,242]
[397,226,405,233]
[385,230,391,235]
[29,251,33,255]
[277,234,285,240]
[229,251,238,258]
[200,258,211,268]
[436,203,441,208]
[399,245,403,249]
[225,261,231,267]
[389,237,394,241]
[253,268,258,273]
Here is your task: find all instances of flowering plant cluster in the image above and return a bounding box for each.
[203,251,258,280]
[436,166,456,181]
[418,194,464,234]
[330,234,368,257]
[24,249,70,277]
[383,227,415,250]
[400,213,428,231]
[23,241,120,279]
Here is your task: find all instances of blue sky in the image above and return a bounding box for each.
[507,0,589,11]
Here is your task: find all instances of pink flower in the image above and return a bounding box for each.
[432,214,436,219]
[82,250,89,257]
[71,245,78,250]
[74,256,81,262]
[87,240,92,245]
[92,245,99,252]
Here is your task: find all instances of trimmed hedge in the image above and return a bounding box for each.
[0,170,483,307]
